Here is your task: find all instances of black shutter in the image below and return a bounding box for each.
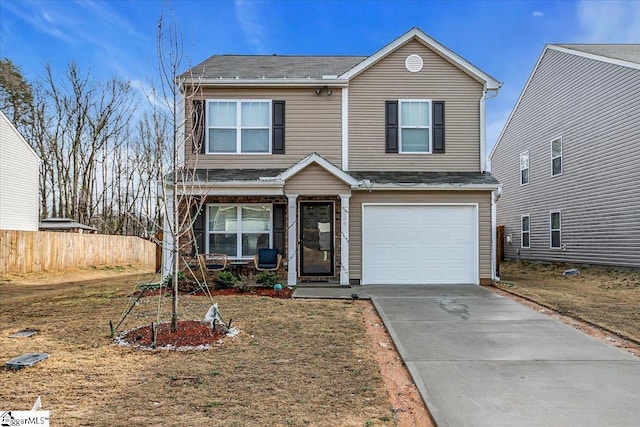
[192,203,205,256]
[385,101,398,153]
[272,101,285,154]
[273,204,286,255]
[432,101,445,153]
[192,100,206,154]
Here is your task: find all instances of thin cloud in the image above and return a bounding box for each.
[235,0,269,52]
[576,0,640,43]
[1,1,77,44]
[532,11,544,18]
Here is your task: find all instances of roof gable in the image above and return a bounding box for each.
[180,28,500,89]
[339,27,501,89]
[489,43,640,161]
[553,44,640,69]
[0,110,40,162]
[273,152,361,187]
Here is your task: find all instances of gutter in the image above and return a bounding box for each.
[178,78,350,88]
[355,182,502,191]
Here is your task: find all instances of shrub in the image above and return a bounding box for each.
[215,271,237,289]
[256,271,279,288]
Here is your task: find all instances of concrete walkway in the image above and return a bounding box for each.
[294,284,640,426]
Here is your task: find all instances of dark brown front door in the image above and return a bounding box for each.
[299,202,334,276]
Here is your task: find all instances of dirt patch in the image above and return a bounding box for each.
[359,302,434,427]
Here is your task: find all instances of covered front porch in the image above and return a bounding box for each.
[165,153,361,286]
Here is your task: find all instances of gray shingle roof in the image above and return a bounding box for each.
[556,44,640,65]
[349,171,500,186]
[184,55,367,80]
[170,169,499,186]
[169,169,286,183]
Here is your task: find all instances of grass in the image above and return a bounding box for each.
[0,272,395,426]
[497,260,640,342]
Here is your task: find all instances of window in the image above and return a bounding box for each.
[207,100,271,154]
[520,151,529,185]
[550,211,561,249]
[551,137,562,176]
[521,215,531,248]
[207,204,272,258]
[399,100,431,153]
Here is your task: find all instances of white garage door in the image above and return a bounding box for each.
[362,204,478,285]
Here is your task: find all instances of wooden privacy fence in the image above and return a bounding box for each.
[0,230,156,274]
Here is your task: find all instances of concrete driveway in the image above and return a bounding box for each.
[363,285,640,427]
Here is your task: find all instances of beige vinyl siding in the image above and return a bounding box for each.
[0,113,40,231]
[349,190,492,281]
[348,40,484,172]
[284,164,350,195]
[186,87,342,168]
[491,48,640,268]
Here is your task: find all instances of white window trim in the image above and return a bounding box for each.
[551,136,563,177]
[550,210,562,249]
[206,99,272,155]
[398,99,432,154]
[521,214,531,248]
[205,203,273,259]
[520,150,530,186]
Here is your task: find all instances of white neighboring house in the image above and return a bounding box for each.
[0,110,40,231]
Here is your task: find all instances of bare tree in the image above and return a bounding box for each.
[155,0,208,331]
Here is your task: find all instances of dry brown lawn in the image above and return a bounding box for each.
[496,260,640,343]
[0,268,395,426]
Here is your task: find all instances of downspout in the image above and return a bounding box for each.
[480,87,500,172]
[491,186,503,282]
[480,89,487,172]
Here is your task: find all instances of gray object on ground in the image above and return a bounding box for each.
[563,268,580,276]
[9,329,38,338]
[6,353,49,370]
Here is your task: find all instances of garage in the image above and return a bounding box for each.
[362,204,478,285]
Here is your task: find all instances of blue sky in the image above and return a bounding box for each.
[1,0,639,151]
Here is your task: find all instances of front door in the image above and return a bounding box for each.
[300,202,334,276]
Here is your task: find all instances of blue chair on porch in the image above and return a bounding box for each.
[253,248,282,271]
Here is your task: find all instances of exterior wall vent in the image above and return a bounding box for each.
[405,54,423,73]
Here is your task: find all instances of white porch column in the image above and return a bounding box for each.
[340,194,351,285]
[287,194,298,286]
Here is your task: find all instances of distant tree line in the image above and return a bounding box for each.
[0,58,167,237]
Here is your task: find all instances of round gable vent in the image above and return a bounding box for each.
[405,54,423,73]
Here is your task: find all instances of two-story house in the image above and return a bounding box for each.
[489,44,640,269]
[166,27,502,286]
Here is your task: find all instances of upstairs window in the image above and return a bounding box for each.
[521,214,531,248]
[551,137,562,176]
[520,151,529,185]
[207,100,271,154]
[386,100,444,154]
[399,100,431,153]
[550,211,561,249]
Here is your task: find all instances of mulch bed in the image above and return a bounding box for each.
[132,285,293,299]
[116,320,227,349]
